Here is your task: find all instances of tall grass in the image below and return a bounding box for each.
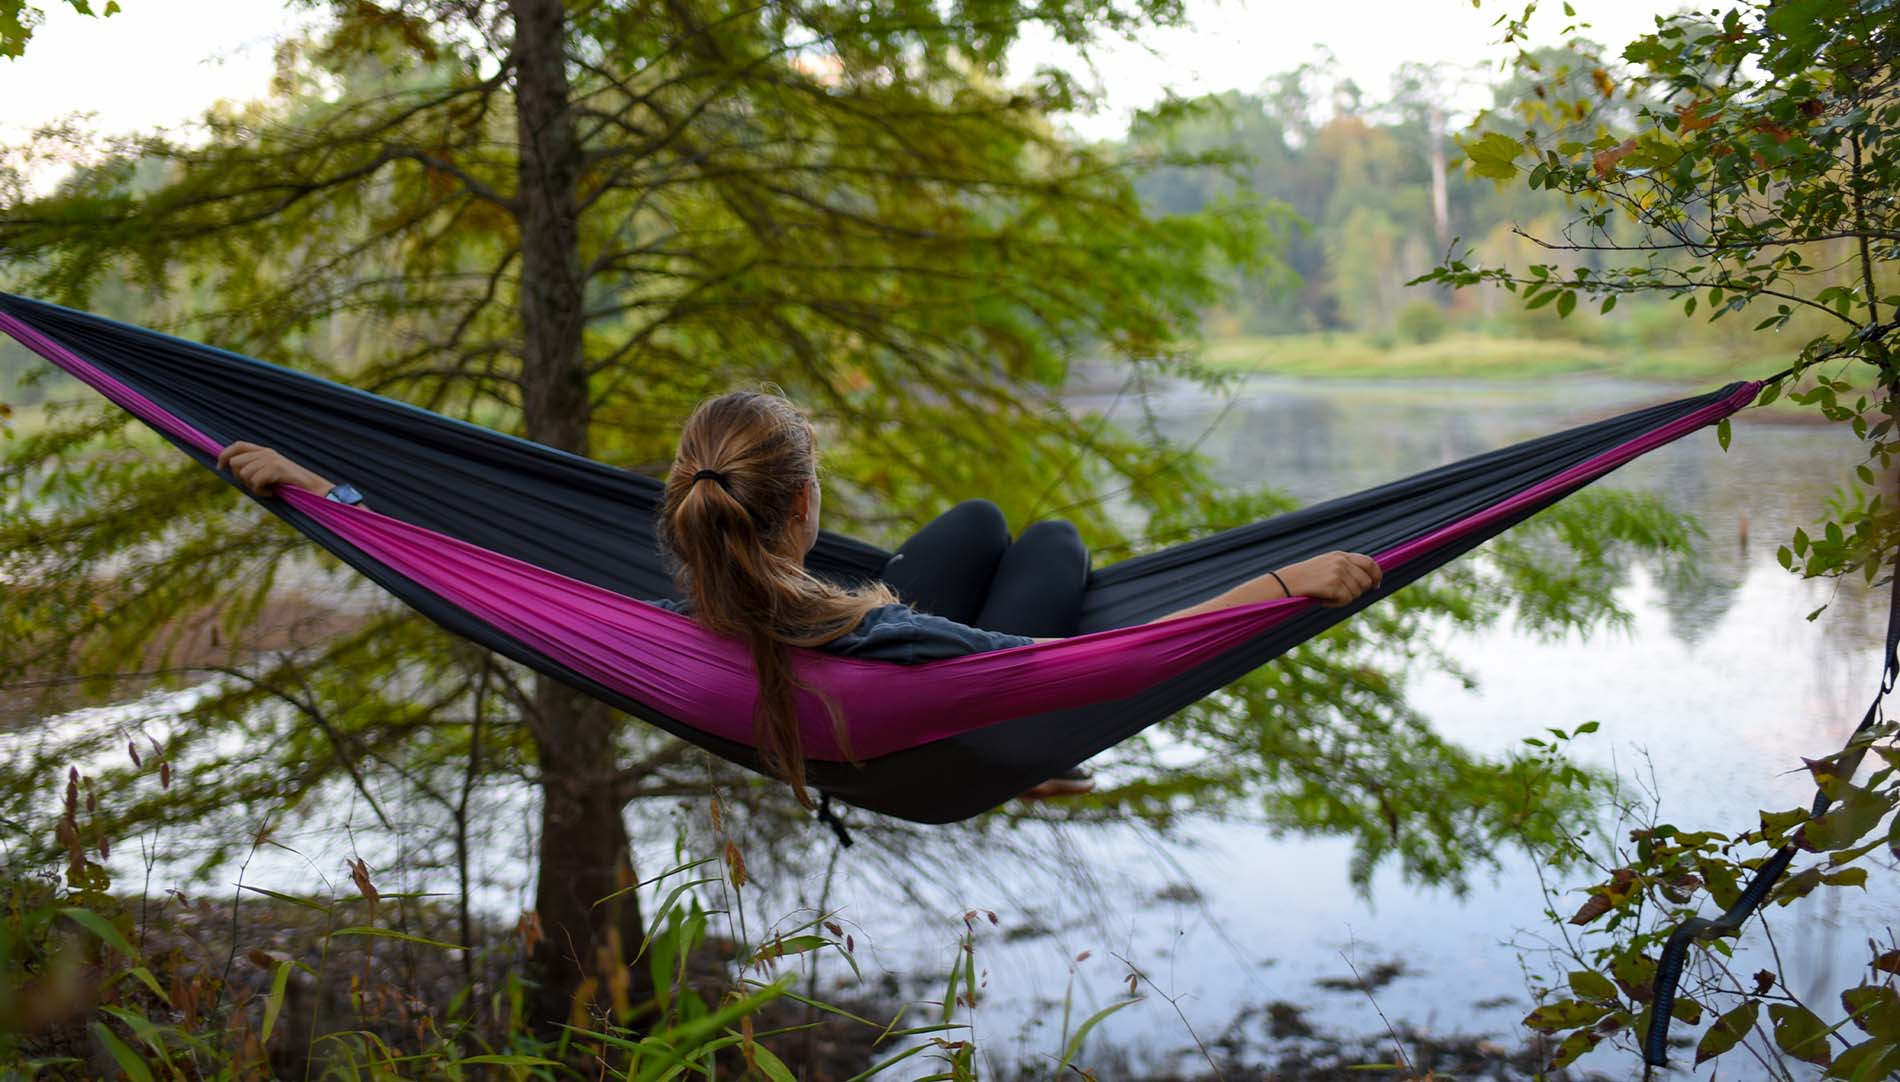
[1,763,1142,1081]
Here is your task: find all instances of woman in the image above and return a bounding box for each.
[216,391,1381,806]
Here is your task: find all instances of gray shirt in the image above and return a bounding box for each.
[646,598,1034,663]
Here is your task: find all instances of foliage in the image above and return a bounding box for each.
[4,759,1103,1081]
[0,0,118,60]
[1394,299,1449,344]
[1511,721,1900,1078]
[1422,0,1900,1073]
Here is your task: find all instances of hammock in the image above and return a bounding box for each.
[0,293,1759,824]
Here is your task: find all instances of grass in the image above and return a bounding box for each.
[1198,332,1783,384]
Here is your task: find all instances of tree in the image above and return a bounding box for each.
[0,0,1269,1028]
[1423,0,1900,1072]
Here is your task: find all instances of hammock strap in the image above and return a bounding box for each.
[1644,549,1900,1067]
[816,791,855,848]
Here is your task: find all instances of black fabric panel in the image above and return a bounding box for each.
[0,294,893,599]
[1,293,1739,823]
[1076,385,1742,629]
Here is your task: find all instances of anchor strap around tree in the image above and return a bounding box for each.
[1643,541,1900,1067]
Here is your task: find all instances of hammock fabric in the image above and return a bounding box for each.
[0,293,1759,824]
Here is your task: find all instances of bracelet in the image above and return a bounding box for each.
[1268,570,1292,599]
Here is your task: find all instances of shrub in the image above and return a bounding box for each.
[1395,300,1449,345]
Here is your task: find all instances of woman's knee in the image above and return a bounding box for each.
[881,498,1011,623]
[1012,520,1087,570]
[937,499,1009,542]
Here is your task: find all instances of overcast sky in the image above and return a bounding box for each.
[0,0,1709,187]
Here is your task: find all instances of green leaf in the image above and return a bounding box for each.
[1829,1040,1900,1080]
[1696,999,1759,1065]
[261,960,293,1043]
[752,1043,798,1082]
[1770,1002,1834,1066]
[330,926,465,950]
[1547,1028,1598,1069]
[1807,787,1889,851]
[239,884,334,914]
[1599,294,1617,314]
[1464,131,1527,180]
[1568,970,1619,1000]
[1821,867,1868,888]
[1524,999,1612,1032]
[1056,997,1139,1074]
[1717,417,1732,452]
[1556,290,1577,318]
[1841,985,1900,1041]
[90,1023,154,1082]
[116,966,170,1006]
[59,908,136,959]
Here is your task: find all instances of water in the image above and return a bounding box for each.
[16,373,1893,1078]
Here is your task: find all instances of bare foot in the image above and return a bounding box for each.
[1019,772,1096,801]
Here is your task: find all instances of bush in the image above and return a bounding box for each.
[1395,300,1448,345]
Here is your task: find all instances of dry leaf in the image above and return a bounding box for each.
[1593,139,1637,177]
[1570,894,1612,925]
[1676,100,1716,132]
[517,910,543,954]
[723,841,747,888]
[348,858,380,922]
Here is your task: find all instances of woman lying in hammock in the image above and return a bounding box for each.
[215,390,1381,804]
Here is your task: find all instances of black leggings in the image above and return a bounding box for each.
[878,499,1089,638]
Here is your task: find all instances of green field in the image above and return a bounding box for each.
[1198,332,1783,384]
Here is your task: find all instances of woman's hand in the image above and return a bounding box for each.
[1276,550,1383,607]
[215,441,336,499]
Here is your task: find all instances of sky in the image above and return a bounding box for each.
[0,0,1713,188]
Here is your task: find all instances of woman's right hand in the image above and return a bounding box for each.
[1277,551,1383,607]
[215,441,336,499]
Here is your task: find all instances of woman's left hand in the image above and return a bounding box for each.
[215,441,335,499]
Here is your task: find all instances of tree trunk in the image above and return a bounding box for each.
[509,0,647,1030]
[1428,105,1450,252]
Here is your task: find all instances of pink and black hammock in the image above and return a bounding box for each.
[0,293,1759,826]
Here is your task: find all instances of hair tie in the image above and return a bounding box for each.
[691,467,733,493]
